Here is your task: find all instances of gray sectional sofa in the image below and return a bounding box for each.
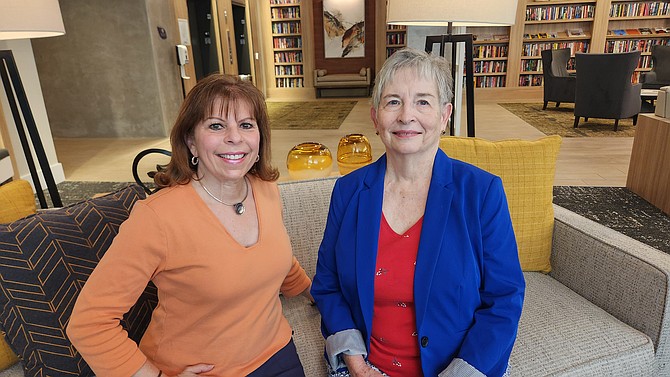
[278,177,670,376]
[2,176,670,376]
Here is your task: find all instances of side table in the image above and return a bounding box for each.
[626,114,670,215]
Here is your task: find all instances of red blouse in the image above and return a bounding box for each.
[368,213,424,376]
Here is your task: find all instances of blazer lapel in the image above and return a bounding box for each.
[414,150,454,330]
[356,156,386,342]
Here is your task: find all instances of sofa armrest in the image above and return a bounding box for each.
[365,67,371,85]
[549,204,670,373]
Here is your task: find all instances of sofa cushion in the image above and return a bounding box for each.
[0,185,157,377]
[0,180,36,225]
[510,272,654,375]
[0,180,37,370]
[439,135,562,273]
[317,69,327,77]
[317,74,367,83]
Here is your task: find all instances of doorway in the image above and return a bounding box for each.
[187,0,221,80]
[232,4,251,77]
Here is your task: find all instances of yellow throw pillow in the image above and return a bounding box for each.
[439,135,562,273]
[0,179,35,368]
[0,179,37,223]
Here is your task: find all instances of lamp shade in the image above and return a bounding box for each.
[387,0,518,27]
[0,0,65,41]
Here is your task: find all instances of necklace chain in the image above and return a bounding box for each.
[198,177,249,215]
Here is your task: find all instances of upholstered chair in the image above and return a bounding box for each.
[573,51,641,131]
[541,48,576,109]
[640,45,670,89]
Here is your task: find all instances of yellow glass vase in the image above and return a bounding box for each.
[286,142,333,180]
[337,133,372,175]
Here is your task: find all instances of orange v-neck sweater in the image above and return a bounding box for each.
[67,177,311,377]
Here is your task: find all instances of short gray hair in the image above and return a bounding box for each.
[371,48,454,110]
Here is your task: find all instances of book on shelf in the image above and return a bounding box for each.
[626,29,641,35]
[493,34,509,41]
[567,28,585,37]
[539,32,548,39]
[639,28,653,35]
[655,27,669,34]
[612,29,626,36]
[474,33,494,41]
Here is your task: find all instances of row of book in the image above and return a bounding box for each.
[272,21,301,35]
[270,0,300,4]
[605,39,668,53]
[271,7,300,20]
[474,44,508,59]
[520,59,543,72]
[274,65,303,76]
[474,61,507,74]
[275,77,304,88]
[474,76,506,88]
[274,51,303,63]
[273,36,303,49]
[524,28,588,39]
[386,33,406,45]
[526,4,595,21]
[519,75,544,87]
[473,34,509,42]
[610,2,670,18]
[522,41,589,57]
[608,28,669,36]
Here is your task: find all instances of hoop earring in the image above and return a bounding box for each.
[191,156,199,165]
[255,155,260,162]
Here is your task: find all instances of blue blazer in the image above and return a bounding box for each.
[311,150,525,377]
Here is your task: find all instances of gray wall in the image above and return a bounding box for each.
[31,0,182,138]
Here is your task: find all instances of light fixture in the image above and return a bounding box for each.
[386,0,518,137]
[0,0,65,208]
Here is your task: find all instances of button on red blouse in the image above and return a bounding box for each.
[368,213,424,377]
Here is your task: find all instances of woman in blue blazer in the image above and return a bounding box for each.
[311,48,525,377]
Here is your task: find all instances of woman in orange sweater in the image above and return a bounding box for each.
[67,74,313,377]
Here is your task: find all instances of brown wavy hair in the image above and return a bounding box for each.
[155,74,279,188]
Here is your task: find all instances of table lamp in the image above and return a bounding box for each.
[0,0,65,208]
[386,0,518,137]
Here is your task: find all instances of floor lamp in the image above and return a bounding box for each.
[386,0,518,137]
[0,0,66,208]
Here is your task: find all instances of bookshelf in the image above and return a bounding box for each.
[605,0,670,82]
[269,0,305,89]
[470,29,511,88]
[517,0,596,87]
[386,25,407,58]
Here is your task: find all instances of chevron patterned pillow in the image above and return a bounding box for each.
[0,184,155,377]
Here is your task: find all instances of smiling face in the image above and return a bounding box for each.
[371,67,452,159]
[186,98,260,185]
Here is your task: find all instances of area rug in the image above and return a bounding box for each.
[499,103,636,137]
[267,101,357,130]
[553,186,670,253]
[39,182,670,255]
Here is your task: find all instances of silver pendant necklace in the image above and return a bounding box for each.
[198,177,249,215]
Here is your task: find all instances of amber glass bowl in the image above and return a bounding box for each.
[337,134,372,175]
[286,142,333,180]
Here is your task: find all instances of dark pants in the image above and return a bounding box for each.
[247,339,305,377]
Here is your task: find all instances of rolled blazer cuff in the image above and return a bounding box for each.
[325,329,367,370]
[439,358,486,377]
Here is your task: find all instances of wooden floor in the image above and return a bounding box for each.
[54,97,634,187]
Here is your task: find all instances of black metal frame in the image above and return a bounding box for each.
[132,148,172,195]
[0,50,61,208]
[424,34,476,137]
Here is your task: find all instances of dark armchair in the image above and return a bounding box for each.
[640,45,670,89]
[541,48,576,109]
[573,51,641,131]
